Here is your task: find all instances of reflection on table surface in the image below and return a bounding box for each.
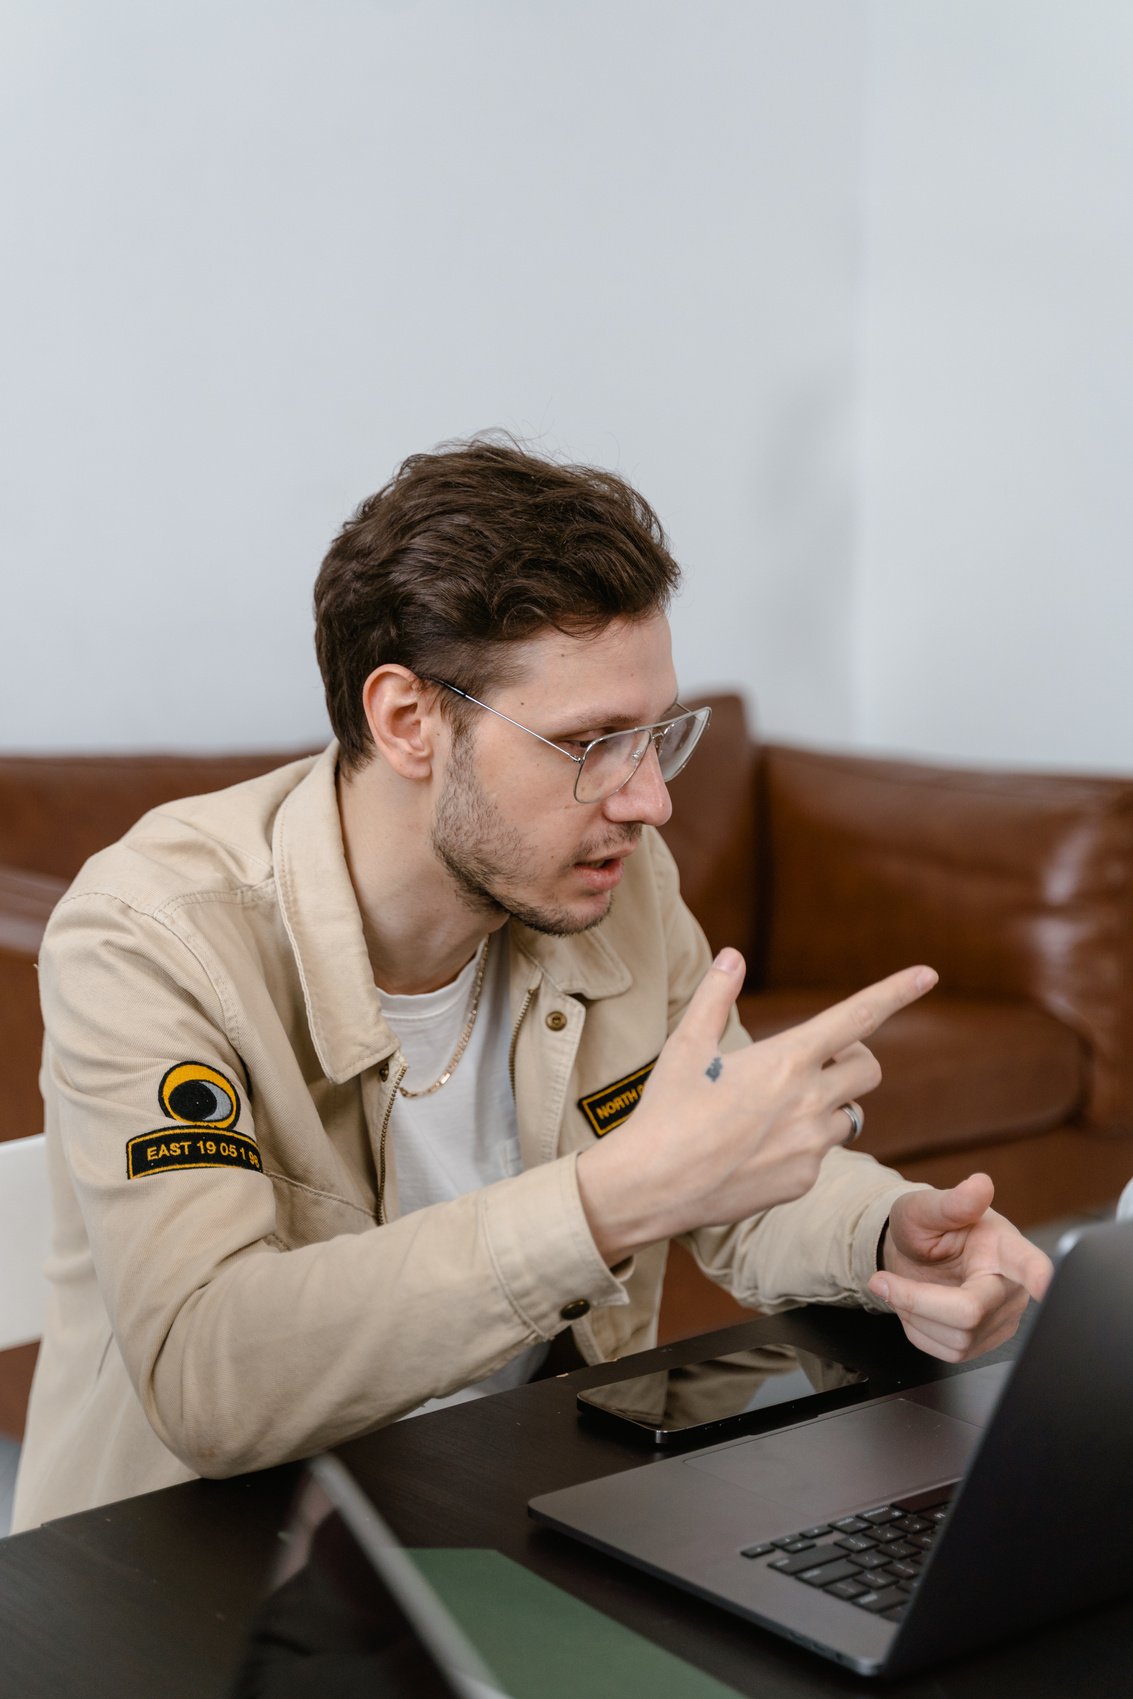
[577,1341,870,1436]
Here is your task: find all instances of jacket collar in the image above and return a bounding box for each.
[274,744,634,1083]
[273,745,395,1084]
[509,921,633,1002]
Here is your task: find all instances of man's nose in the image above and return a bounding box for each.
[602,741,673,827]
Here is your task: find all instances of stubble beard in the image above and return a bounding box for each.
[429,734,640,937]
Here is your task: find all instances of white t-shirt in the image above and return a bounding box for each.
[377,928,550,1414]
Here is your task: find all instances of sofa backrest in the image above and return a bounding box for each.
[656,693,761,965]
[0,692,762,968]
[0,750,318,882]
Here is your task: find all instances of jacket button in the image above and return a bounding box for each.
[378,1060,390,1082]
[560,1298,590,1321]
[546,1010,568,1032]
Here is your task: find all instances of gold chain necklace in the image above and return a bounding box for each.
[395,935,491,1100]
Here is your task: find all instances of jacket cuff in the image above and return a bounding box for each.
[852,1179,933,1308]
[481,1152,630,1338]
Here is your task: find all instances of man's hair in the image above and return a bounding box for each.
[313,437,682,771]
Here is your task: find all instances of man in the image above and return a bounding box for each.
[14,439,1050,1530]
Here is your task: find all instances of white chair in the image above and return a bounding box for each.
[0,1134,50,1352]
[0,1134,49,1535]
[1118,1177,1133,1223]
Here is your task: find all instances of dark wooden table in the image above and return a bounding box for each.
[2,1306,1130,1699]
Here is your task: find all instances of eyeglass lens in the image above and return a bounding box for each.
[575,712,705,803]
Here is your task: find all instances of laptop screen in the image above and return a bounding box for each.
[229,1456,505,1699]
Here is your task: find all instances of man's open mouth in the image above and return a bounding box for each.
[576,837,639,870]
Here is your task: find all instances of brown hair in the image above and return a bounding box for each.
[314,436,682,770]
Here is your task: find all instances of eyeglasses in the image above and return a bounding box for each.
[433,682,712,805]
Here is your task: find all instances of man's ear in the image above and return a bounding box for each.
[360,665,444,781]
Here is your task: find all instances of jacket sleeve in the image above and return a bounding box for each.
[646,834,926,1311]
[39,892,626,1477]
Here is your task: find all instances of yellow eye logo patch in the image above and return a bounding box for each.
[126,1061,262,1180]
[159,1062,239,1128]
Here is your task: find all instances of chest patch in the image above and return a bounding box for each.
[126,1061,262,1179]
[577,1058,657,1137]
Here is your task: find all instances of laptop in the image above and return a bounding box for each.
[230,1453,509,1698]
[530,1216,1133,1677]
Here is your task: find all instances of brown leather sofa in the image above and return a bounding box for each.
[2,695,1131,1432]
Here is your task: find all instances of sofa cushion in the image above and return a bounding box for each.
[759,743,1133,1135]
[737,991,1085,1163]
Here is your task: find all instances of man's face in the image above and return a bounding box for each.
[429,614,679,935]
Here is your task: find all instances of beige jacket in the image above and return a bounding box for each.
[14,747,914,1530]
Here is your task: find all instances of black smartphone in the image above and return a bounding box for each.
[576,1341,871,1448]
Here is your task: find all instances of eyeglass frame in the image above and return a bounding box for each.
[428,680,712,804]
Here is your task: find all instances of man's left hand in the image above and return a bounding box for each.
[867,1173,1052,1361]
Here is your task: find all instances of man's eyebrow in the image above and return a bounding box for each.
[551,696,683,737]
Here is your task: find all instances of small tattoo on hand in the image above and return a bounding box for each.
[705,1056,723,1082]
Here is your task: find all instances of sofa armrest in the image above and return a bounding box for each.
[0,864,65,1147]
[760,744,1133,1134]
[0,864,66,959]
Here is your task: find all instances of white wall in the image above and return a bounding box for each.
[7,3,1130,774]
[855,1,1133,772]
[1,0,866,753]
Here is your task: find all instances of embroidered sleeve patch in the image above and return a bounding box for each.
[127,1061,260,1179]
[127,1131,263,1179]
[577,1059,657,1137]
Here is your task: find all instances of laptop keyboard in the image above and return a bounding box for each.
[739,1482,957,1624]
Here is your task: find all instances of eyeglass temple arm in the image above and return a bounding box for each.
[431,680,585,768]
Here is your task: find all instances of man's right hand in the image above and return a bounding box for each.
[576,949,938,1266]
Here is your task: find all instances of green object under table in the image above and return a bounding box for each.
[410,1548,746,1699]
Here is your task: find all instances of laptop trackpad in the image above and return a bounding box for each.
[683,1399,980,1520]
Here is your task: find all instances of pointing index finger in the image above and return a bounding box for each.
[799,967,938,1064]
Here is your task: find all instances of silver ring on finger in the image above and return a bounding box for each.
[839,1101,864,1144]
